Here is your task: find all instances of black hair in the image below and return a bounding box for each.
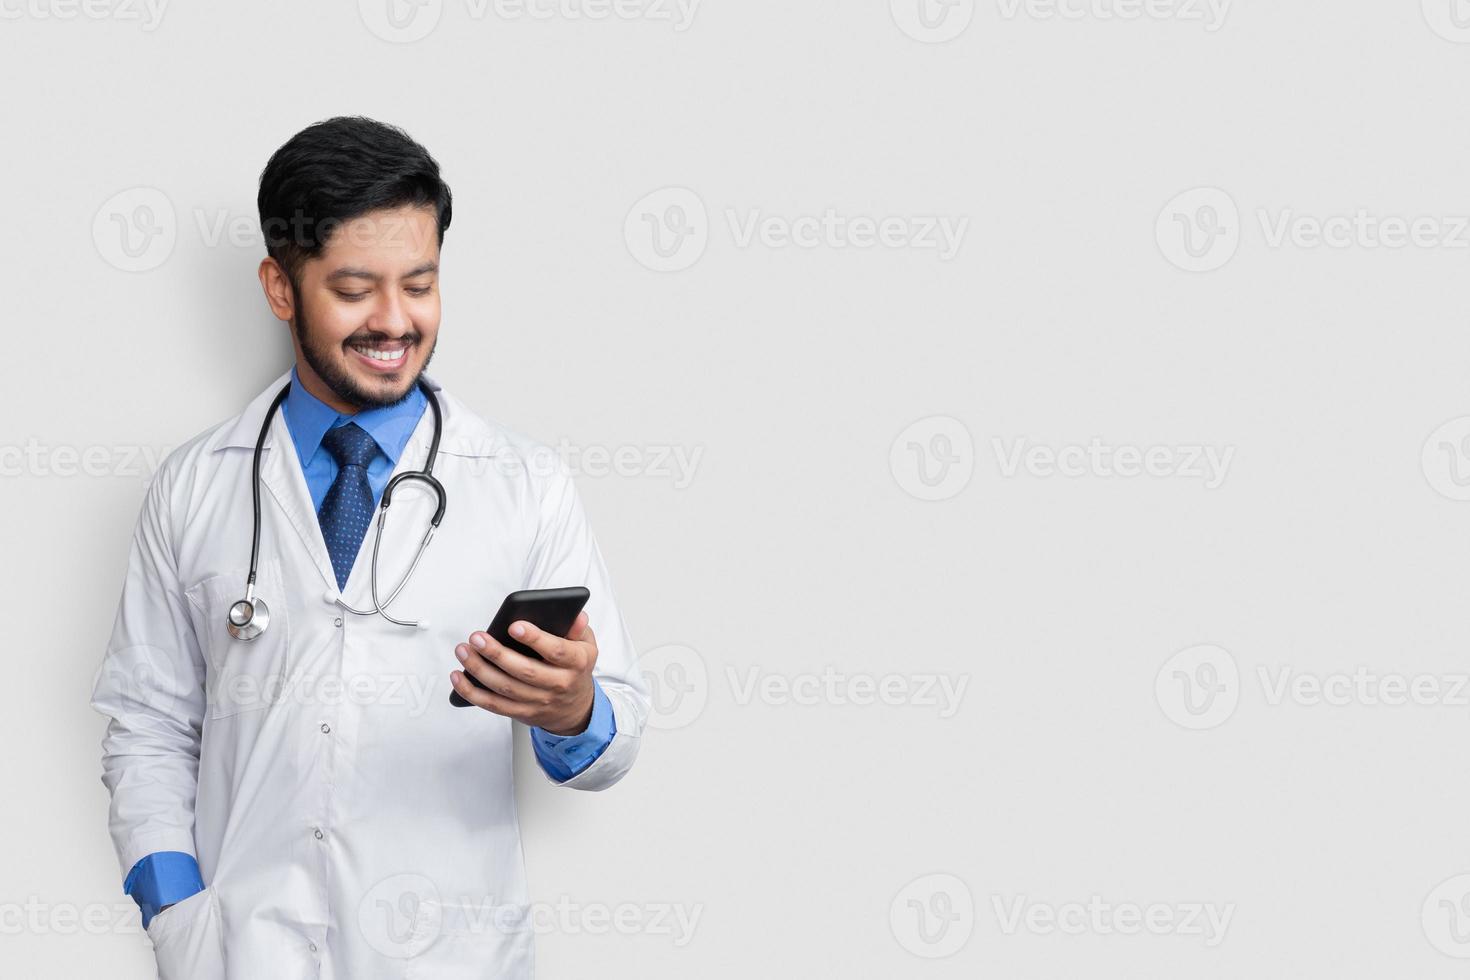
[256,116,452,283]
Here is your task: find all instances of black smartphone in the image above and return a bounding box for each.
[450,586,591,707]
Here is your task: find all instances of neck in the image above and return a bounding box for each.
[292,358,360,416]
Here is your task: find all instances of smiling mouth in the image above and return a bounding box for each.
[348,339,412,370]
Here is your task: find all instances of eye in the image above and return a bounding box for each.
[406,285,433,297]
[335,291,369,302]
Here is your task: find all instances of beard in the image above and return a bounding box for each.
[292,289,436,410]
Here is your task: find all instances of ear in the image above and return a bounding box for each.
[258,257,296,323]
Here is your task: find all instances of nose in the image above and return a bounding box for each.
[366,290,411,336]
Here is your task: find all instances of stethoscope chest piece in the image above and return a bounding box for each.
[227,596,270,641]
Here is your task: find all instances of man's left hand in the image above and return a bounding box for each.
[451,612,598,735]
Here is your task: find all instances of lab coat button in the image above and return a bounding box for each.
[333,617,343,628]
[320,723,331,734]
[309,942,318,953]
[313,828,324,840]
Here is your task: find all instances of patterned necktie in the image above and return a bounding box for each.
[317,422,380,590]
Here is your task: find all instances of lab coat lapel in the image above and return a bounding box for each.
[258,407,339,594]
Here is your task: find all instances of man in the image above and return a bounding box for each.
[89,116,649,980]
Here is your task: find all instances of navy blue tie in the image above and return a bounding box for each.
[317,423,380,590]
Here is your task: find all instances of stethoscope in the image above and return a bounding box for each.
[226,379,447,641]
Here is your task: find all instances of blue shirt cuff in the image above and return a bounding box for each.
[124,851,204,930]
[530,679,616,783]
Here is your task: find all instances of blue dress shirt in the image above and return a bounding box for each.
[124,368,615,925]
[124,851,204,930]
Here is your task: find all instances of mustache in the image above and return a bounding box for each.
[343,333,420,347]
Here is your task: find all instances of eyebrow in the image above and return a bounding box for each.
[324,261,439,283]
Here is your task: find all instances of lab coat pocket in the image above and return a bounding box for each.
[406,898,534,980]
[146,885,225,980]
[185,559,292,719]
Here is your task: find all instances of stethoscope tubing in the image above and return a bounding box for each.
[230,378,446,639]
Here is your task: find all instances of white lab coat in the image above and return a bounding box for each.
[89,370,649,980]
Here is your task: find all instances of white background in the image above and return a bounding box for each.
[5,0,1470,976]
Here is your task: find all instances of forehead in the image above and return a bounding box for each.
[314,205,439,268]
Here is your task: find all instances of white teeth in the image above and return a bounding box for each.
[354,345,406,362]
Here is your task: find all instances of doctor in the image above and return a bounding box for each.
[89,116,650,980]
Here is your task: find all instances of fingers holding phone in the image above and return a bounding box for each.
[450,588,598,735]
[505,612,595,670]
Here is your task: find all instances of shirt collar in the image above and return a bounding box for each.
[280,365,427,467]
